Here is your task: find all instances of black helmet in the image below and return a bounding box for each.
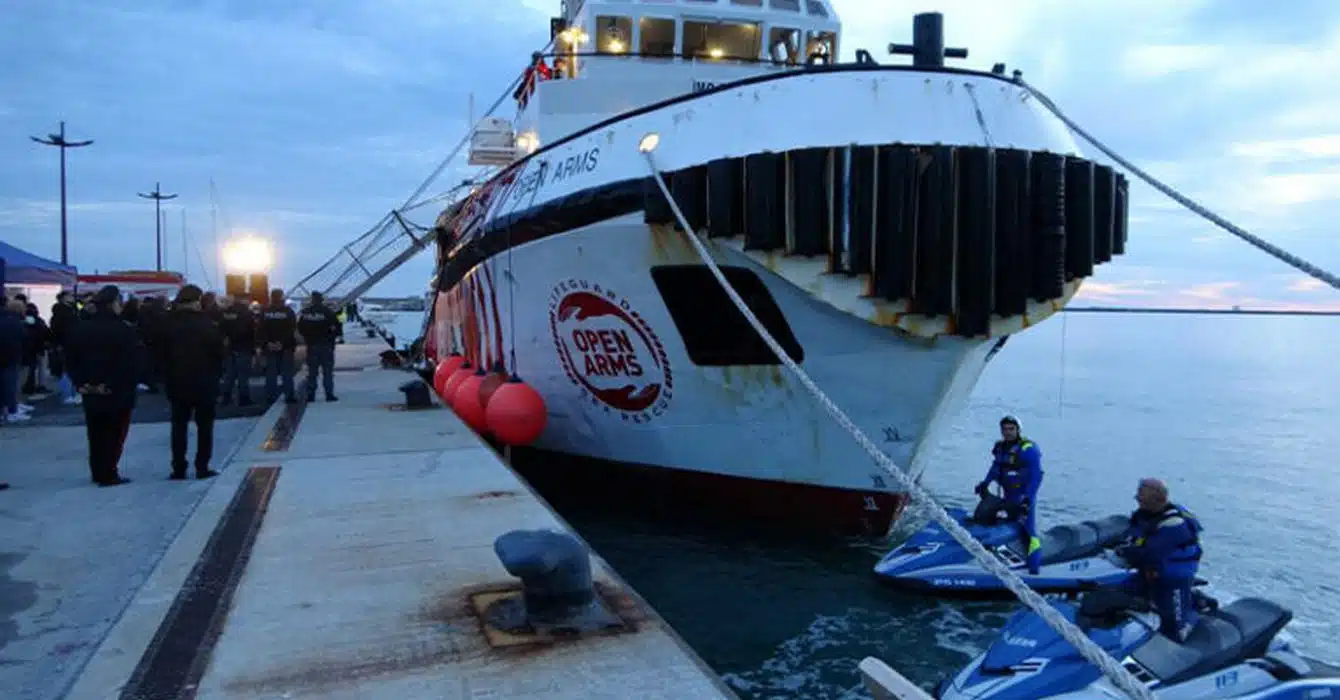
[999,414,1022,430]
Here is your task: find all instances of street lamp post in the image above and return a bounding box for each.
[30,121,94,266]
[137,182,177,272]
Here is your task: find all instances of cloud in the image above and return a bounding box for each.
[1,0,549,287]
[1,0,1338,311]
[1288,276,1329,293]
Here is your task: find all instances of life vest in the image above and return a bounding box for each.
[1131,503,1203,575]
[991,438,1036,500]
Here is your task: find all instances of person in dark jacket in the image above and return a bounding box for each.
[158,285,224,480]
[257,288,298,404]
[217,295,257,406]
[297,291,341,402]
[50,291,80,405]
[0,298,27,424]
[21,303,51,395]
[136,297,167,393]
[78,293,97,320]
[1118,478,1205,642]
[64,285,141,486]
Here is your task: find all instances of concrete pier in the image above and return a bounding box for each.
[13,331,734,700]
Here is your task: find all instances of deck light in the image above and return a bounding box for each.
[638,133,660,154]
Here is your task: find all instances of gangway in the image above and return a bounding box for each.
[287,93,524,314]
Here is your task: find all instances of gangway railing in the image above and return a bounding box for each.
[287,180,479,308]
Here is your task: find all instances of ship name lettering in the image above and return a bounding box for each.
[511,161,549,203]
[570,328,644,378]
[549,146,600,184]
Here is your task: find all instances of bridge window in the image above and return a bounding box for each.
[805,29,836,64]
[684,19,762,61]
[770,0,801,10]
[768,27,802,64]
[730,0,763,5]
[595,15,632,54]
[805,1,829,18]
[640,17,676,57]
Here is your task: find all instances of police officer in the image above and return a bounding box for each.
[1119,478,1204,642]
[217,295,257,406]
[297,292,341,402]
[257,289,298,404]
[975,414,1044,574]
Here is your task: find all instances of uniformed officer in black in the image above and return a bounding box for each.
[257,288,298,404]
[297,292,341,402]
[217,295,257,406]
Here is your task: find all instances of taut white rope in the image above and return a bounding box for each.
[640,146,1155,700]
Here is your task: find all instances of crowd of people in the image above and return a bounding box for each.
[0,284,347,490]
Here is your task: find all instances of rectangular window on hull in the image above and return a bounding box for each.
[650,265,805,366]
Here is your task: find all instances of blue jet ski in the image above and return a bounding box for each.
[874,493,1135,596]
[935,588,1340,699]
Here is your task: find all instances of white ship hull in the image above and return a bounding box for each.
[429,66,1122,535]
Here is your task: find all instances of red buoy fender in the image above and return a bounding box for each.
[441,360,475,406]
[485,378,547,446]
[433,354,466,397]
[478,366,508,411]
[452,369,489,432]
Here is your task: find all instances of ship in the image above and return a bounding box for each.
[423,1,1130,536]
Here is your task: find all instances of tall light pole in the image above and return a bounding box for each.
[138,182,177,272]
[30,121,94,266]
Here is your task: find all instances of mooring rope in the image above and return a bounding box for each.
[1016,77,1340,292]
[639,147,1156,700]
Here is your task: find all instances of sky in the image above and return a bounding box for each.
[2,0,1338,311]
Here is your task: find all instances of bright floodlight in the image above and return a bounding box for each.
[638,132,660,153]
[221,236,273,273]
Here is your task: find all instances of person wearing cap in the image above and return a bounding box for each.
[975,414,1044,574]
[297,291,341,402]
[64,285,141,487]
[157,284,224,480]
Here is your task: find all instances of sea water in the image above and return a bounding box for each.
[382,310,1340,699]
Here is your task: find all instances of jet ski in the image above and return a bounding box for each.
[935,588,1340,699]
[874,493,1135,596]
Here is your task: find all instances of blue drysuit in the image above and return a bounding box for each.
[1120,503,1204,642]
[978,437,1044,573]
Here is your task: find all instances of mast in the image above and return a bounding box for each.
[181,208,188,280]
[210,178,221,286]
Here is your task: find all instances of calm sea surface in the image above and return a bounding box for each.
[383,310,1340,699]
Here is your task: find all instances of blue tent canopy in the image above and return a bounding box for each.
[0,240,78,287]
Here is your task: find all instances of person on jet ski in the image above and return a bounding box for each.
[1117,477,1204,642]
[975,415,1044,574]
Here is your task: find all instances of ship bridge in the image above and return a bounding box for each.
[510,0,841,150]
